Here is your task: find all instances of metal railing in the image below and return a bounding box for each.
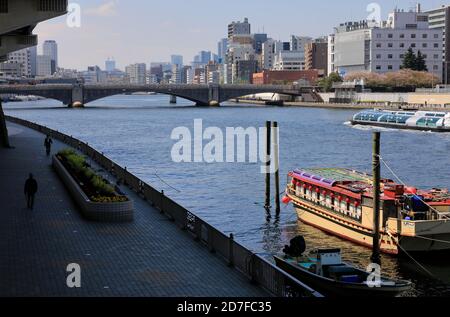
[5,115,322,298]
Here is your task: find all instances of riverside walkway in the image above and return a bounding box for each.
[0,121,270,297]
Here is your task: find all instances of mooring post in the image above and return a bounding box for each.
[265,121,271,210]
[371,132,382,265]
[273,122,281,215]
[160,190,165,214]
[228,233,234,267]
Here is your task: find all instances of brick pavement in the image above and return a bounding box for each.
[0,122,268,297]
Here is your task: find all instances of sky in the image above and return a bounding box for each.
[34,0,449,70]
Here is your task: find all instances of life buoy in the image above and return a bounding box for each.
[282,196,291,204]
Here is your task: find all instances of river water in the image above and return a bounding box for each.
[4,95,450,296]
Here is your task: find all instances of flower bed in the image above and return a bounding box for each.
[54,148,133,222]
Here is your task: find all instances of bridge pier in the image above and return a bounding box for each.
[170,95,177,104]
[68,101,84,108]
[195,101,220,107]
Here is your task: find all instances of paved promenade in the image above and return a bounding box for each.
[0,122,268,297]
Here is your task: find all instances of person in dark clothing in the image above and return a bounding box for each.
[44,135,53,156]
[24,174,38,209]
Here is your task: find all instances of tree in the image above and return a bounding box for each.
[416,50,428,72]
[402,48,417,70]
[401,48,428,72]
[317,72,343,92]
[345,69,440,91]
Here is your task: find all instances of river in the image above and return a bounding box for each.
[4,95,450,296]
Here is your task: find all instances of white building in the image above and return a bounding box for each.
[425,4,450,84]
[43,40,58,73]
[273,51,305,71]
[105,58,116,72]
[80,66,107,84]
[5,47,36,78]
[125,63,147,84]
[170,64,182,84]
[0,62,22,79]
[328,8,443,81]
[225,43,255,83]
[262,39,283,70]
[36,55,52,77]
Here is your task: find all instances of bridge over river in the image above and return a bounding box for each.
[0,83,321,107]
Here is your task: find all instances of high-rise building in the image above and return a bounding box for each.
[105,58,116,72]
[217,38,228,64]
[150,64,164,83]
[171,55,183,67]
[43,40,58,74]
[262,40,283,70]
[36,55,53,77]
[253,33,268,54]
[290,36,313,52]
[191,51,212,69]
[5,47,37,78]
[425,4,450,84]
[328,7,443,81]
[305,38,328,75]
[225,44,255,83]
[228,18,251,40]
[81,66,107,84]
[170,64,182,84]
[125,63,147,84]
[29,46,37,77]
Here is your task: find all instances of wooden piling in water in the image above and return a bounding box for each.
[371,132,382,265]
[265,121,271,210]
[273,122,281,215]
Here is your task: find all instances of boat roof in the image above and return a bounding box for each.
[291,168,450,203]
[293,168,373,187]
[291,168,397,198]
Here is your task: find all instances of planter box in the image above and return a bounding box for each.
[53,155,134,222]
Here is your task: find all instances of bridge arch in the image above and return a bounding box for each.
[0,85,73,105]
[83,85,212,106]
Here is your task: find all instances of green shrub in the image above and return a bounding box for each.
[57,148,120,201]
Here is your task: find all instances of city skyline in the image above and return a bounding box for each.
[34,0,448,70]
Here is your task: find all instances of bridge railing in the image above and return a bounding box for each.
[5,115,322,298]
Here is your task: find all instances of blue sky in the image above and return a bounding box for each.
[34,0,448,70]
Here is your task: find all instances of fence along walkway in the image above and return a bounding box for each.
[4,115,322,297]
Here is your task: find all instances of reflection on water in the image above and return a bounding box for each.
[4,95,450,297]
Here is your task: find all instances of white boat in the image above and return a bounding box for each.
[351,110,450,132]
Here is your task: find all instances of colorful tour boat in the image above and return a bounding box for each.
[283,168,450,254]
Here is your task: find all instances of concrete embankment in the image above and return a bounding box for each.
[232,99,450,112]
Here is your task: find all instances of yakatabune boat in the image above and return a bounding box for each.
[351,110,450,132]
[283,168,450,254]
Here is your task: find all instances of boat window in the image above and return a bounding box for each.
[383,200,397,220]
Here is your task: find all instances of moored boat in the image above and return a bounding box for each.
[351,109,450,132]
[274,247,412,297]
[283,168,450,255]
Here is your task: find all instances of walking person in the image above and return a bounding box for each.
[24,173,38,210]
[44,135,53,157]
